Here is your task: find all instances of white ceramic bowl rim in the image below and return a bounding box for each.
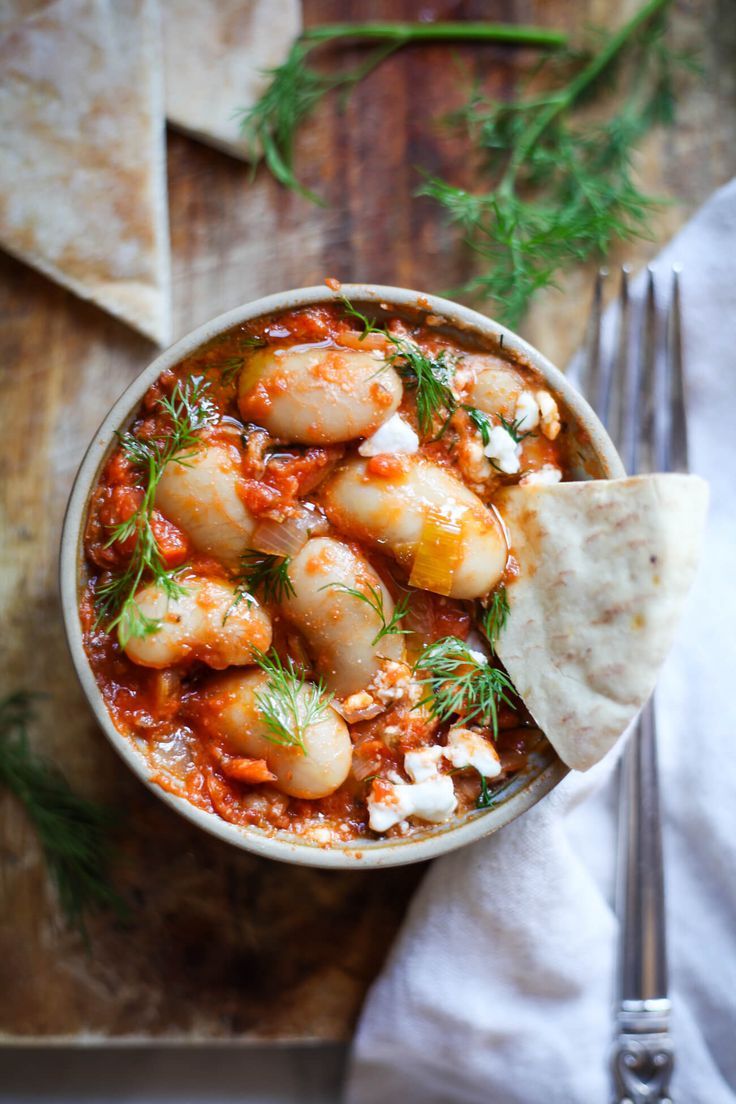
[60,284,624,869]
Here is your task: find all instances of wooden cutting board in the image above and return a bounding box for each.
[0,0,732,1044]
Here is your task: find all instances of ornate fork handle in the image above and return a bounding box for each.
[612,999,674,1104]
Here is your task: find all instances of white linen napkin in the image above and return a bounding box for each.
[346,180,736,1104]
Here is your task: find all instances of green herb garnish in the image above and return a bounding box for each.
[95,378,216,647]
[414,635,515,739]
[321,582,411,647]
[0,692,125,933]
[477,586,510,654]
[498,414,534,444]
[251,650,331,752]
[235,551,295,606]
[421,0,688,324]
[237,22,567,199]
[477,773,494,809]
[339,295,456,437]
[462,404,492,447]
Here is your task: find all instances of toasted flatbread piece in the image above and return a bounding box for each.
[161,0,302,160]
[496,474,709,771]
[0,0,171,345]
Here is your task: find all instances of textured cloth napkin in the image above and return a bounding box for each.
[346,180,736,1104]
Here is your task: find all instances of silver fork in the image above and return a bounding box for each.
[570,265,687,1104]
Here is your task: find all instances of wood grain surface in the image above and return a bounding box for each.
[1,0,734,1045]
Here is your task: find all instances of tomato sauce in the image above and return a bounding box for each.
[81,300,573,844]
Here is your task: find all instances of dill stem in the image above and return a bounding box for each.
[302,22,568,50]
[500,0,672,190]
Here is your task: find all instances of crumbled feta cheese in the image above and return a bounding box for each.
[514,390,540,431]
[369,661,415,705]
[404,745,444,783]
[444,727,502,779]
[359,413,419,457]
[521,464,562,487]
[536,390,561,440]
[368,776,458,832]
[336,690,384,723]
[484,424,521,474]
[467,647,489,666]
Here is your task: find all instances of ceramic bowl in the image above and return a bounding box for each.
[60,284,623,868]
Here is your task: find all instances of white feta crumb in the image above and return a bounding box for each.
[368,776,457,833]
[467,647,490,666]
[521,464,562,486]
[359,413,419,457]
[536,390,561,440]
[444,727,502,779]
[484,424,521,474]
[404,745,444,783]
[514,390,540,431]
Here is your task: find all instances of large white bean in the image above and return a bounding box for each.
[466,356,527,420]
[203,669,352,799]
[124,576,272,669]
[321,456,507,600]
[282,536,405,697]
[154,443,254,570]
[237,345,402,444]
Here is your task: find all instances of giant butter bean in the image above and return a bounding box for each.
[238,345,402,444]
[321,456,507,599]
[155,443,255,570]
[203,669,352,799]
[282,536,405,697]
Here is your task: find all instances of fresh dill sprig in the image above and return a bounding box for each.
[390,340,457,438]
[0,692,126,933]
[477,773,494,809]
[414,635,515,739]
[321,582,411,647]
[237,22,567,199]
[498,414,534,444]
[219,337,269,386]
[420,0,687,325]
[339,295,457,437]
[251,649,331,752]
[477,585,510,654]
[235,551,295,606]
[462,404,492,447]
[339,295,385,338]
[95,378,216,647]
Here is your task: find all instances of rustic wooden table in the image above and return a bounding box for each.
[1,0,733,1048]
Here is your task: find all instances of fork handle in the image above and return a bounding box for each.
[611,999,674,1103]
[611,700,674,1103]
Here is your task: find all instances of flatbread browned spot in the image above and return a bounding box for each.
[160,0,302,161]
[0,0,171,345]
[496,474,709,771]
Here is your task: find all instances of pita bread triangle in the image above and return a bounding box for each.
[495,473,709,771]
[159,0,302,161]
[0,0,171,345]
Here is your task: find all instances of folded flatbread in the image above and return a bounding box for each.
[496,474,709,771]
[160,0,302,160]
[0,0,171,345]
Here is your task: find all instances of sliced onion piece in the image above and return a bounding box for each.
[409,507,465,597]
[250,505,326,558]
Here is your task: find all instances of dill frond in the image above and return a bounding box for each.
[95,377,216,647]
[320,582,411,647]
[414,635,515,738]
[0,693,125,933]
[251,650,331,752]
[237,23,568,199]
[421,0,687,325]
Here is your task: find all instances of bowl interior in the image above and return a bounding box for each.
[60,284,623,868]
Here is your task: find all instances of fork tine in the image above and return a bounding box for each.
[602,266,634,466]
[665,266,689,473]
[636,267,660,475]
